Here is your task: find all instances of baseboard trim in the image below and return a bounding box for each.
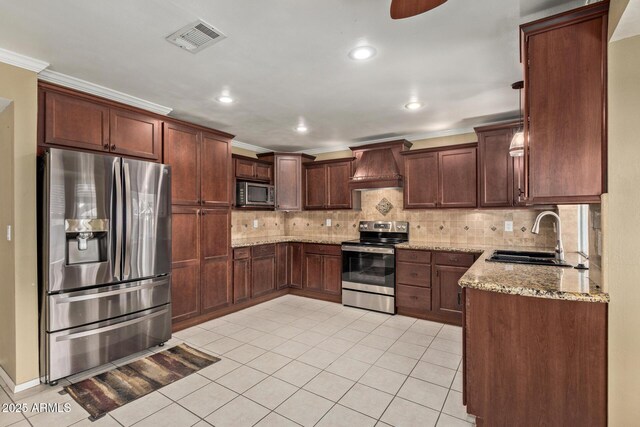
[0,365,40,393]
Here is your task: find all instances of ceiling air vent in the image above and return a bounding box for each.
[166,20,226,53]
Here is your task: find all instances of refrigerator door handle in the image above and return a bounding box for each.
[123,162,132,279]
[113,158,122,281]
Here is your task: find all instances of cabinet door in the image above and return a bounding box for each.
[404,152,438,208]
[233,258,251,304]
[289,243,303,289]
[235,158,256,180]
[276,243,289,289]
[44,90,110,152]
[478,128,515,207]
[164,122,200,205]
[275,156,302,210]
[251,256,276,298]
[433,265,467,318]
[171,207,200,322]
[109,108,161,161]
[303,253,324,291]
[526,17,605,203]
[202,132,231,206]
[439,147,477,208]
[255,163,273,182]
[326,162,352,209]
[322,255,342,295]
[304,165,327,209]
[200,209,231,313]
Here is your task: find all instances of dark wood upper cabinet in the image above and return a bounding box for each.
[304,164,328,209]
[326,161,353,209]
[475,121,524,208]
[304,159,353,210]
[255,163,273,182]
[43,89,110,152]
[521,2,608,204]
[170,207,201,323]
[439,147,477,208]
[109,108,161,160]
[402,144,477,209]
[201,132,232,206]
[40,83,164,161]
[163,122,201,205]
[200,209,231,313]
[257,153,315,211]
[403,151,438,209]
[233,155,273,183]
[304,159,354,210]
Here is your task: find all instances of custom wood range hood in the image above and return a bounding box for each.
[348,139,413,190]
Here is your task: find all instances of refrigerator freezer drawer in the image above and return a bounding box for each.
[45,305,171,382]
[48,276,171,331]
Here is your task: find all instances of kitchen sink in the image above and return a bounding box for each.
[486,249,573,267]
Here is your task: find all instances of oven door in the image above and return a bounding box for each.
[342,245,396,295]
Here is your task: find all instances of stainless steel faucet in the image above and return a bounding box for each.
[531,211,564,262]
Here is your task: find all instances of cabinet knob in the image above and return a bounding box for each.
[103,143,109,150]
[111,144,116,150]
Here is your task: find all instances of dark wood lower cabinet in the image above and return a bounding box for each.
[302,245,342,296]
[171,264,200,323]
[464,288,607,426]
[303,253,324,292]
[233,256,251,304]
[289,243,303,289]
[396,249,477,326]
[200,209,231,313]
[251,255,276,298]
[322,255,342,295]
[276,243,289,289]
[170,207,201,323]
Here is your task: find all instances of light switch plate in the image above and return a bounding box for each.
[253,219,259,229]
[504,221,513,232]
[325,218,332,227]
[6,225,11,241]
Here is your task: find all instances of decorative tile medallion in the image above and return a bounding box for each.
[375,198,393,216]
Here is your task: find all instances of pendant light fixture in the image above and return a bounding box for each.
[509,81,525,157]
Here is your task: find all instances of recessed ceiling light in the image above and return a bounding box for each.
[348,45,377,61]
[295,124,308,133]
[216,95,234,104]
[405,101,424,110]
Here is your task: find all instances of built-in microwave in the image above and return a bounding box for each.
[236,181,275,207]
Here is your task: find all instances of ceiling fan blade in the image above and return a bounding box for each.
[390,0,447,19]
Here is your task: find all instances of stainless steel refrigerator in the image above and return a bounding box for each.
[39,148,172,384]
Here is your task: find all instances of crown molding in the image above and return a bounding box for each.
[231,139,271,153]
[38,70,173,115]
[298,127,477,155]
[0,48,49,73]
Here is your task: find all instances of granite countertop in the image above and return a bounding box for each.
[231,235,351,248]
[231,236,609,303]
[458,248,608,303]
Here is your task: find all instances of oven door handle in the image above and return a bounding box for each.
[341,245,395,255]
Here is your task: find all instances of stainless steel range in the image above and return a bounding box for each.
[39,148,172,384]
[342,221,409,314]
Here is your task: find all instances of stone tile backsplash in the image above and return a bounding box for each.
[232,189,577,249]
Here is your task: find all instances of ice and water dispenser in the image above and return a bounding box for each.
[64,218,109,265]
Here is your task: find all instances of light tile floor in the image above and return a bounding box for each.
[0,295,475,427]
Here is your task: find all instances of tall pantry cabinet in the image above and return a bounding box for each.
[164,121,234,326]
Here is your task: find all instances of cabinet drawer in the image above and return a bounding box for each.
[397,262,431,287]
[434,252,475,267]
[397,285,431,311]
[397,249,431,264]
[252,244,276,258]
[233,247,251,260]
[304,243,342,256]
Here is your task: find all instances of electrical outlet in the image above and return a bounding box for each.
[325,218,332,227]
[253,219,259,229]
[504,221,513,232]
